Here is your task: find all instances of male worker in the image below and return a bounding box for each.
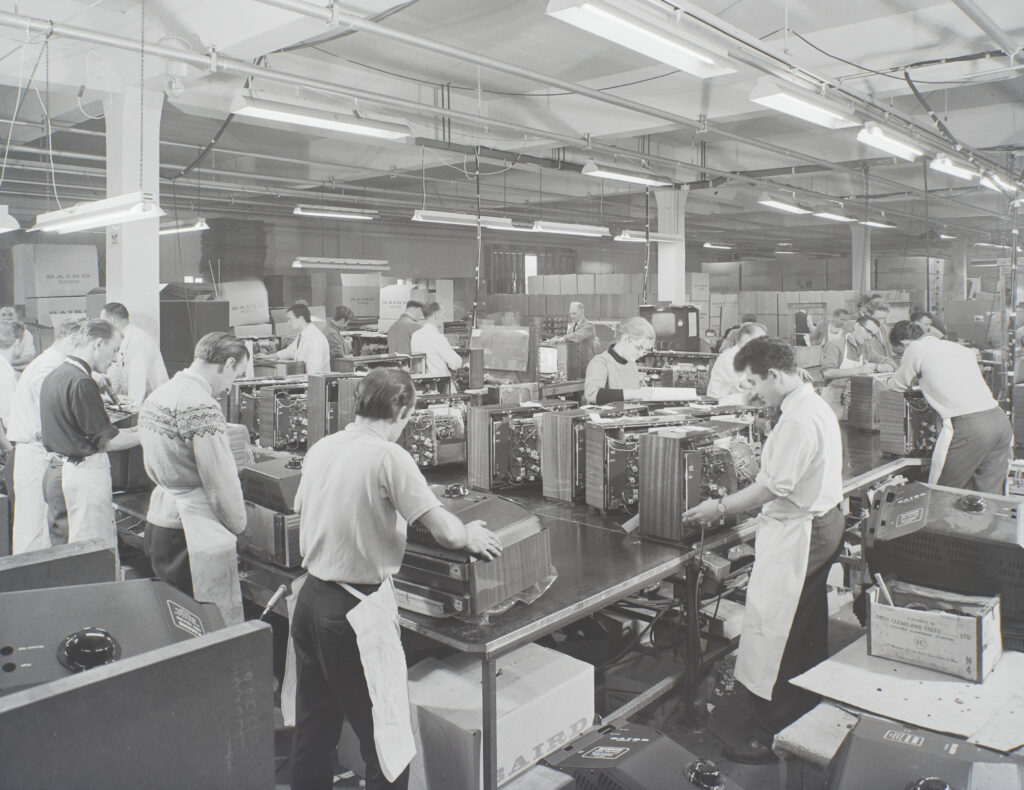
[8,318,85,553]
[549,301,597,375]
[684,337,844,762]
[583,317,656,405]
[290,368,501,790]
[100,302,169,405]
[809,308,850,347]
[706,322,766,405]
[819,316,895,419]
[718,314,758,351]
[270,302,331,375]
[861,297,893,358]
[0,320,22,425]
[911,310,945,338]
[888,320,1011,493]
[138,332,252,624]
[701,328,719,354]
[40,319,140,548]
[320,305,355,361]
[411,302,462,379]
[387,300,424,356]
[0,305,35,369]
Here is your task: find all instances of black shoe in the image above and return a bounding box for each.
[723,737,776,765]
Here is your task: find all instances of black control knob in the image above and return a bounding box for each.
[57,627,122,672]
[907,779,951,790]
[686,759,725,790]
[956,493,985,514]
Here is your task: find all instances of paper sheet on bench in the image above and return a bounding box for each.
[791,637,1024,752]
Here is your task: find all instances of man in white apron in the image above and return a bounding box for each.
[137,332,252,625]
[684,337,844,763]
[39,320,140,549]
[820,316,895,419]
[290,367,502,790]
[888,320,1011,493]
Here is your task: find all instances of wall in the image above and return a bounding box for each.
[696,256,853,293]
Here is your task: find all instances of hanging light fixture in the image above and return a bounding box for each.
[159,217,209,236]
[614,229,686,243]
[0,205,20,234]
[546,0,736,79]
[939,232,957,240]
[856,123,924,162]
[930,155,976,181]
[291,257,389,271]
[231,95,411,141]
[859,216,897,229]
[30,192,165,234]
[294,204,377,220]
[748,77,859,129]
[703,241,733,250]
[979,172,1017,194]
[757,192,812,215]
[531,220,610,237]
[411,209,516,230]
[813,210,856,223]
[581,160,673,187]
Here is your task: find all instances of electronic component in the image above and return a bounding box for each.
[877,389,940,456]
[639,350,717,396]
[331,352,425,374]
[398,397,470,467]
[239,450,303,513]
[244,501,302,568]
[105,408,153,492]
[257,386,308,450]
[221,374,307,442]
[639,304,701,352]
[395,486,552,617]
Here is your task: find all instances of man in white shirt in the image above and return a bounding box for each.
[271,303,331,376]
[8,318,85,553]
[684,337,844,761]
[0,306,35,369]
[888,320,1011,493]
[0,321,21,427]
[411,302,463,379]
[100,302,169,406]
[706,322,766,404]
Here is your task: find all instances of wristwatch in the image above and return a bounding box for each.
[716,497,727,517]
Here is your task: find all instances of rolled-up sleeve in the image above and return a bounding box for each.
[889,344,921,392]
[755,420,817,498]
[820,340,842,376]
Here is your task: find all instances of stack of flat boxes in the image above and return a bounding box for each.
[12,244,103,345]
[493,273,645,321]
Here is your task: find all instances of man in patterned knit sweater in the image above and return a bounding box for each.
[138,332,252,623]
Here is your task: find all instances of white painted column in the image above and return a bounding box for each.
[851,224,872,295]
[655,190,687,303]
[104,88,163,337]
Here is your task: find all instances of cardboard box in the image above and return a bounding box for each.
[528,294,546,316]
[408,644,594,788]
[12,244,99,301]
[756,291,778,314]
[576,274,595,294]
[527,276,544,294]
[778,313,793,337]
[558,274,577,295]
[629,273,644,293]
[606,273,628,294]
[867,581,1002,682]
[760,315,779,335]
[232,323,274,337]
[23,295,89,327]
[737,291,758,316]
[379,283,430,332]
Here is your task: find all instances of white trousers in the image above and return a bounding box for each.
[63,453,116,547]
[11,442,50,554]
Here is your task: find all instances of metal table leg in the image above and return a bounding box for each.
[482,655,498,790]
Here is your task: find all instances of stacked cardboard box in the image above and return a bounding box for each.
[13,244,100,327]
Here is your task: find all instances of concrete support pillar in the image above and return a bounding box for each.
[850,224,872,295]
[944,237,969,302]
[104,88,163,338]
[654,190,687,303]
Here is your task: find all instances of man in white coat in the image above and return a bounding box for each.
[100,302,169,406]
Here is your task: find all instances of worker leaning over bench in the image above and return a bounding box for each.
[583,316,655,404]
[887,319,1011,494]
[289,367,502,790]
[684,337,844,764]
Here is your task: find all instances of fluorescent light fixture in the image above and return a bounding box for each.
[0,205,19,234]
[294,204,376,220]
[291,257,389,271]
[939,233,956,240]
[979,173,1017,194]
[859,218,897,229]
[777,242,793,247]
[703,241,733,250]
[546,0,736,79]
[974,241,1010,249]
[531,220,610,237]
[749,77,858,129]
[930,155,976,181]
[581,159,673,187]
[29,191,165,234]
[856,123,923,162]
[411,209,515,230]
[758,193,811,215]
[159,217,209,236]
[614,229,686,243]
[231,95,410,141]
[813,210,856,223]
[774,250,799,255]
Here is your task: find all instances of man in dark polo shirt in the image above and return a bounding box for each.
[41,319,140,548]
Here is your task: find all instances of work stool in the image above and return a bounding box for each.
[772,702,858,790]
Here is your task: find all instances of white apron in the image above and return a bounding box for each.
[62,452,116,547]
[156,486,244,625]
[12,441,52,553]
[342,577,417,783]
[928,418,955,485]
[734,513,813,700]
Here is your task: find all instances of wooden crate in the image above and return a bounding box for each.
[848,375,891,431]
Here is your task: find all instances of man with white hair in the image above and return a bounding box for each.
[583,316,656,405]
[100,301,169,405]
[0,306,35,369]
[550,301,597,377]
[707,322,767,405]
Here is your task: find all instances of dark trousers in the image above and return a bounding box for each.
[144,524,194,596]
[937,407,1012,494]
[42,458,69,546]
[753,506,844,734]
[290,575,409,790]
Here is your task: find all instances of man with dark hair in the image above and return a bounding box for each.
[40,319,141,549]
[810,308,850,346]
[819,316,895,419]
[138,332,253,623]
[684,336,843,762]
[290,367,501,790]
[321,305,355,360]
[100,301,168,405]
[387,300,424,356]
[887,320,1011,493]
[411,302,463,379]
[701,328,719,353]
[719,313,758,351]
[910,309,944,338]
[271,302,331,375]
[706,322,766,404]
[9,318,85,553]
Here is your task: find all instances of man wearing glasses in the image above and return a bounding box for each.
[583,317,657,404]
[707,322,767,405]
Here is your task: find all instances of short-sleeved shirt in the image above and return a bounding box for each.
[295,421,442,584]
[40,356,119,460]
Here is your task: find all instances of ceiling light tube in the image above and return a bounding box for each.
[292,257,389,271]
[581,160,673,187]
[0,205,20,234]
[774,250,799,255]
[856,123,923,162]
[412,209,515,230]
[939,233,957,240]
[531,220,610,237]
[757,193,811,215]
[702,242,733,250]
[29,191,165,234]
[294,204,377,220]
[813,211,856,222]
[859,218,897,229]
[930,155,976,181]
[979,173,1017,194]
[546,0,736,79]
[231,96,411,141]
[614,230,686,243]
[748,77,859,129]
[974,241,1010,249]
[159,217,209,236]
